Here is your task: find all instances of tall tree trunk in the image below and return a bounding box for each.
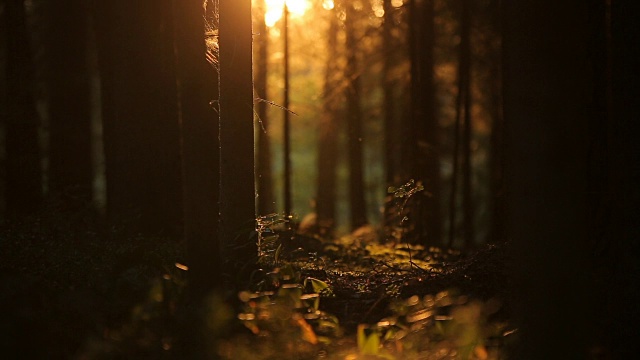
[218,0,256,283]
[316,6,339,237]
[254,0,275,216]
[382,0,397,232]
[172,1,220,357]
[460,0,474,249]
[344,1,368,230]
[488,0,504,244]
[174,0,220,296]
[503,0,596,357]
[408,0,441,245]
[94,0,183,237]
[282,5,293,218]
[3,0,43,219]
[40,0,93,210]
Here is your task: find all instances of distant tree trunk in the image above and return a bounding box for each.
[408,0,441,245]
[282,5,292,219]
[254,0,274,216]
[40,0,93,210]
[94,0,183,237]
[344,1,368,230]
[382,0,397,232]
[488,0,504,244]
[316,6,340,237]
[3,0,43,219]
[218,0,256,281]
[460,0,474,249]
[174,0,220,296]
[503,0,596,357]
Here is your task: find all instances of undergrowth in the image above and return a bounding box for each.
[0,193,512,359]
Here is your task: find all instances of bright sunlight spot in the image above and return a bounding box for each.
[391,0,404,8]
[265,0,312,27]
[322,0,334,10]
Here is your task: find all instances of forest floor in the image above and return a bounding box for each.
[0,215,513,359]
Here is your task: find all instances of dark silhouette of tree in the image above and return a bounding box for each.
[316,5,340,237]
[459,0,474,249]
[603,1,640,356]
[283,4,292,219]
[503,0,599,357]
[448,0,473,249]
[343,0,368,230]
[39,0,93,210]
[218,0,256,280]
[408,0,441,245]
[487,0,504,244]
[382,0,399,231]
[174,0,220,296]
[93,0,183,237]
[3,0,43,219]
[254,0,275,216]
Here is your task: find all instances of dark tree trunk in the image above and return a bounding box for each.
[174,0,220,296]
[316,6,340,237]
[3,0,43,219]
[382,0,398,232]
[408,0,441,245]
[344,1,368,230]
[488,0,504,244]
[254,0,275,216]
[172,1,220,357]
[94,0,183,237]
[218,0,256,283]
[40,0,93,210]
[460,0,474,249]
[283,5,292,218]
[503,0,597,357]
[605,1,640,356]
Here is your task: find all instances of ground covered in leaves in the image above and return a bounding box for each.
[0,215,513,359]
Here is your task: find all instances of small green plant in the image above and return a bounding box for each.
[387,179,426,270]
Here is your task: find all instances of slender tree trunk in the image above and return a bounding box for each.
[254,0,275,216]
[316,6,339,237]
[344,1,368,230]
[218,0,256,282]
[41,0,93,210]
[460,0,474,250]
[408,0,441,245]
[94,0,183,237]
[382,0,397,232]
[283,5,292,218]
[488,0,504,244]
[4,0,43,219]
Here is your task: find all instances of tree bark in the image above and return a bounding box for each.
[174,0,221,296]
[218,0,256,283]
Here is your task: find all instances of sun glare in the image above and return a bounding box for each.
[265,0,311,27]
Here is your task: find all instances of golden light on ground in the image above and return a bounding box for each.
[322,0,334,10]
[265,0,312,27]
